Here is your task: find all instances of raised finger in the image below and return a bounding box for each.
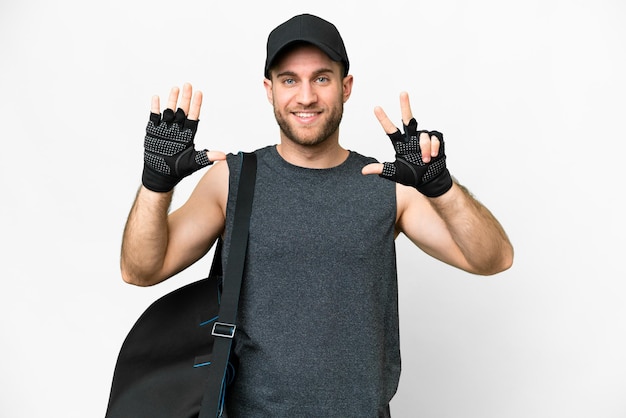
[399,91,414,125]
[374,106,399,135]
[150,95,160,114]
[429,134,441,158]
[420,131,432,163]
[166,86,180,111]
[188,90,203,121]
[179,83,193,115]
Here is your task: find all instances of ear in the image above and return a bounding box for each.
[263,78,274,104]
[342,75,354,103]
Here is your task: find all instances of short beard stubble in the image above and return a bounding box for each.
[273,99,344,147]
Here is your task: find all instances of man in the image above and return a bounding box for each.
[121,13,513,417]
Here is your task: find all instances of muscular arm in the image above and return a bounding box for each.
[365,91,513,276]
[396,181,513,276]
[120,161,229,286]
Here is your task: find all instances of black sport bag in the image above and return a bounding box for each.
[105,152,256,418]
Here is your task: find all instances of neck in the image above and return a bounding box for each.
[276,136,349,169]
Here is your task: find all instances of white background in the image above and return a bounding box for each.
[1,0,625,417]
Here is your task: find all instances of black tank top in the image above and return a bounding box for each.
[223,146,399,417]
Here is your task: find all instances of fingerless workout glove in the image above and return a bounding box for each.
[380,118,453,197]
[142,108,212,192]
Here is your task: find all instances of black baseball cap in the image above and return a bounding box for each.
[264,14,350,78]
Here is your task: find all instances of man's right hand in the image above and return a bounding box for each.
[142,83,226,192]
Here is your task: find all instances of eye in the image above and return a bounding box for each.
[315,76,330,83]
[282,78,296,85]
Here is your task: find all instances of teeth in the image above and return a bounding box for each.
[295,112,316,118]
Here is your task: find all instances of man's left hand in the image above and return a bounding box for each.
[362,92,453,197]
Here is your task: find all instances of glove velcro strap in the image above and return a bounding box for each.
[417,168,453,197]
[142,164,180,192]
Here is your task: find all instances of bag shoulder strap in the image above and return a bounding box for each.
[199,151,257,417]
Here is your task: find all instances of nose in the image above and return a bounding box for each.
[296,82,317,106]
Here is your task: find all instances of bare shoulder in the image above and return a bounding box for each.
[395,183,433,230]
[187,160,230,218]
[168,160,230,244]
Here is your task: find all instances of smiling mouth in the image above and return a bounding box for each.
[293,112,320,118]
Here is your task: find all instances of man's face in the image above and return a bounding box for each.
[264,44,353,147]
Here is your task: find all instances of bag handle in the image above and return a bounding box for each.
[199,151,257,417]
